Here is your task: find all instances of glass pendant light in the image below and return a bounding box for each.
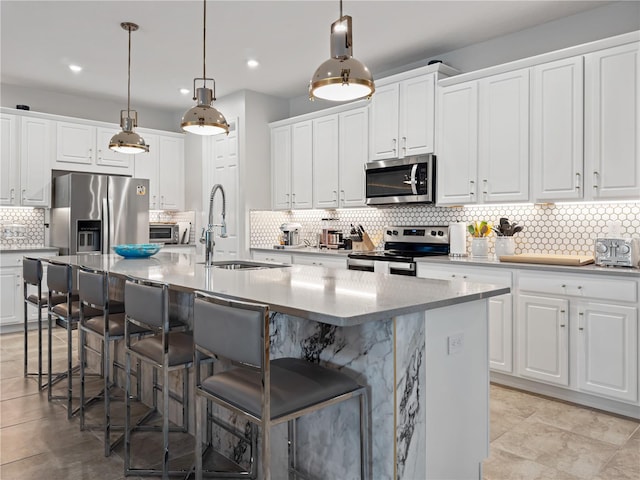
[309,0,375,102]
[109,22,149,154]
[181,0,229,136]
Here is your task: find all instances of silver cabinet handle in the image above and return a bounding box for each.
[469,180,475,196]
[575,172,581,190]
[402,136,407,154]
[482,179,488,198]
[21,189,26,202]
[578,311,584,330]
[392,138,397,155]
[340,189,345,203]
[9,188,15,201]
[593,171,599,190]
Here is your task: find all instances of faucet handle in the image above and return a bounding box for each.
[199,227,206,244]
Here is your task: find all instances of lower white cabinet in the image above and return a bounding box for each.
[518,271,638,404]
[292,254,346,269]
[416,263,513,373]
[0,251,58,329]
[251,251,292,264]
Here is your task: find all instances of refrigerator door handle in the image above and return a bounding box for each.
[102,197,110,254]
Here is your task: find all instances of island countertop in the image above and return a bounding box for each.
[51,252,509,327]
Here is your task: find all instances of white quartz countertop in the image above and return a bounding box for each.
[51,253,508,327]
[1,246,59,254]
[416,255,640,277]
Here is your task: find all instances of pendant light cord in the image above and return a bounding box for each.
[339,0,343,18]
[127,24,132,116]
[202,0,207,81]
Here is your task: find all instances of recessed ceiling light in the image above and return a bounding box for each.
[68,64,82,73]
[179,88,190,95]
[247,59,259,69]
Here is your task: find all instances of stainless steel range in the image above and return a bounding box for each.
[347,225,450,276]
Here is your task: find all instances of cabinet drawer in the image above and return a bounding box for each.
[417,263,512,287]
[252,251,292,264]
[293,254,346,269]
[519,271,637,303]
[0,251,58,267]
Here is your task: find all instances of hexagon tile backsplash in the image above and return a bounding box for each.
[250,202,640,256]
[0,208,45,248]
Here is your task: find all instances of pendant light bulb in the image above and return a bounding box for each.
[309,0,374,102]
[181,0,229,136]
[109,22,149,154]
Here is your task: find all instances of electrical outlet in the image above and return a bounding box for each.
[448,333,464,355]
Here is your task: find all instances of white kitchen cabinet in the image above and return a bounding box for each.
[292,253,347,269]
[584,42,640,200]
[516,293,570,386]
[134,133,185,210]
[312,107,368,209]
[251,251,292,264]
[55,121,133,175]
[416,263,513,373]
[369,73,436,160]
[0,113,19,205]
[531,57,584,202]
[271,121,313,210]
[517,271,639,404]
[0,114,51,207]
[438,69,529,206]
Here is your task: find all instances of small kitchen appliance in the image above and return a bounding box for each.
[280,223,302,247]
[594,237,640,267]
[149,223,180,244]
[365,154,435,205]
[347,225,450,276]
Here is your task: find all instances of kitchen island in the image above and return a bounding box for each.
[50,252,509,480]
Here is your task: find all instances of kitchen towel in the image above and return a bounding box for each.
[449,222,467,256]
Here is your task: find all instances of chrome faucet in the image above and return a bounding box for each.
[200,184,227,266]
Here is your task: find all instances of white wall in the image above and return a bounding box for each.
[289,1,640,117]
[0,83,180,132]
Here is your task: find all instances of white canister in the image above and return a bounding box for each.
[471,237,489,257]
[494,236,515,258]
[449,223,467,257]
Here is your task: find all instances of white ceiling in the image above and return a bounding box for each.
[1,1,611,112]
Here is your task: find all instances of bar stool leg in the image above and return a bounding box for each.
[79,326,86,431]
[66,318,73,419]
[195,392,203,480]
[48,311,53,402]
[162,362,170,479]
[104,337,111,457]
[125,349,132,474]
[288,419,297,480]
[23,292,28,378]
[38,308,44,390]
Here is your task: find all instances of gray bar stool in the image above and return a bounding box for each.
[46,260,101,418]
[23,257,66,390]
[193,292,371,480]
[123,276,194,479]
[78,266,148,456]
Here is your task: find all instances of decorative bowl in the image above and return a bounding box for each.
[112,243,163,259]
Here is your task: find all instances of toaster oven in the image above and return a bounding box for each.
[149,223,179,244]
[595,237,640,267]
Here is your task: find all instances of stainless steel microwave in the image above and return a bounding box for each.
[365,154,435,205]
[149,223,179,244]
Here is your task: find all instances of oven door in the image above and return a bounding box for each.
[365,155,434,205]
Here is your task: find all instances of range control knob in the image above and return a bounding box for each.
[393,230,398,235]
[595,242,608,254]
[430,230,437,236]
[386,230,392,236]
[437,230,444,236]
[619,244,631,254]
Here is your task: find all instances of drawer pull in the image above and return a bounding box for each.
[560,324,566,328]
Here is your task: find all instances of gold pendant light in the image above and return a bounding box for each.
[109,22,149,154]
[181,0,229,136]
[309,0,374,102]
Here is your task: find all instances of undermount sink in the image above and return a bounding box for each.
[198,260,290,270]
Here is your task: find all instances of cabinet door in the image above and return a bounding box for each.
[134,133,160,209]
[0,113,18,205]
[585,42,640,200]
[293,254,346,269]
[251,251,292,264]
[96,127,133,171]
[158,136,184,210]
[369,83,400,160]
[400,74,435,156]
[291,121,313,209]
[20,117,51,207]
[488,294,514,374]
[0,267,21,327]
[313,115,339,209]
[339,108,368,207]
[271,125,292,210]
[56,121,94,165]
[517,293,569,386]
[478,69,530,203]
[531,57,584,202]
[436,82,478,205]
[209,130,239,260]
[577,302,638,403]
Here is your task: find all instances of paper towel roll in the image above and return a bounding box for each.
[449,223,467,256]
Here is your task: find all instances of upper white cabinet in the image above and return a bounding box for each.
[437,69,529,205]
[313,107,368,209]
[1,113,51,207]
[134,133,185,210]
[55,121,133,175]
[584,42,640,200]
[531,57,584,202]
[369,73,436,160]
[271,122,313,211]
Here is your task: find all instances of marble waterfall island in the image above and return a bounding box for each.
[50,252,509,479]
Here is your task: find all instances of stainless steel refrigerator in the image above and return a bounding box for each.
[50,173,150,255]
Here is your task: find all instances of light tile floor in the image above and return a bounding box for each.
[1,329,639,479]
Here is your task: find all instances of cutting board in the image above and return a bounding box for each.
[499,253,595,266]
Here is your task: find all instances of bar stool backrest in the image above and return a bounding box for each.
[47,262,73,294]
[124,278,167,330]
[78,269,106,308]
[23,257,43,286]
[194,293,268,369]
